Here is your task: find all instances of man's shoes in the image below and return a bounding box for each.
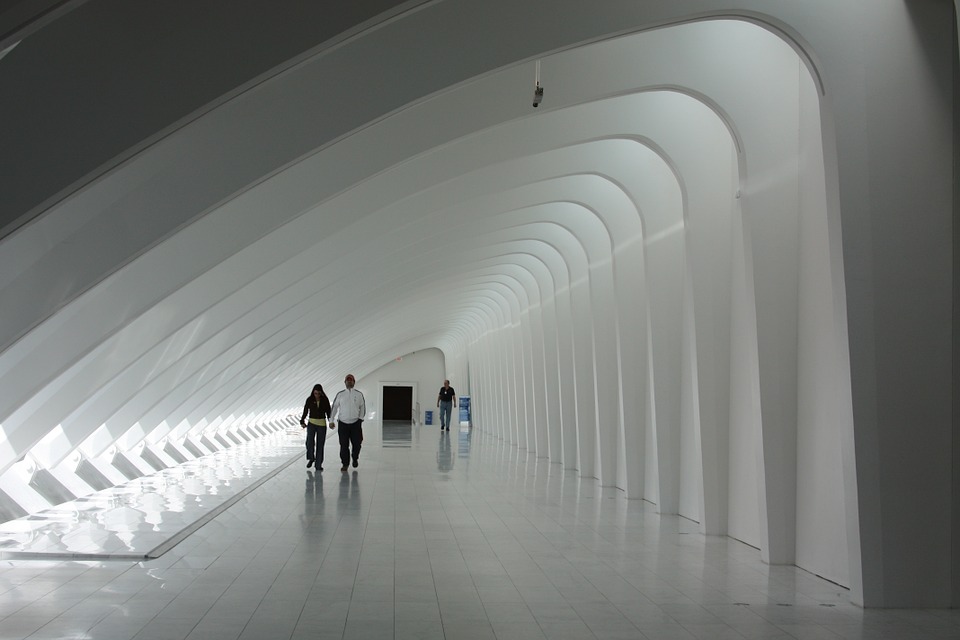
[317,466,323,471]
[352,459,358,468]
[306,459,313,468]
[341,466,347,472]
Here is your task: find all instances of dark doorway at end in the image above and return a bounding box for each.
[382,385,413,421]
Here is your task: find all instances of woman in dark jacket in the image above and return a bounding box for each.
[300,384,332,469]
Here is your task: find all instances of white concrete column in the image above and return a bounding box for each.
[613,240,649,499]
[538,292,563,462]
[554,285,578,470]
[519,311,537,451]
[527,302,550,457]
[646,230,685,513]
[588,261,621,487]
[510,324,526,447]
[570,277,597,479]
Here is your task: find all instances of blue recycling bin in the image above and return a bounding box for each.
[424,410,434,425]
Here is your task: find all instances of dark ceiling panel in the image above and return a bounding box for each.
[0,0,413,237]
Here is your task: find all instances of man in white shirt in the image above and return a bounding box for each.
[330,373,366,471]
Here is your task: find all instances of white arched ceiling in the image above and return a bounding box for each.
[0,13,872,602]
[2,92,716,468]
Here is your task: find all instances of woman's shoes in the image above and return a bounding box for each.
[306,459,313,468]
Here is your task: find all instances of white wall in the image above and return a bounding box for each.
[357,348,446,425]
[727,204,761,550]
[793,58,851,588]
[678,270,703,524]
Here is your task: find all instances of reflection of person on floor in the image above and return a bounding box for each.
[303,470,323,525]
[337,469,359,515]
[330,374,365,472]
[437,431,454,472]
[300,384,332,470]
[436,380,456,431]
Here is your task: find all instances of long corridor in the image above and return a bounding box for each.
[0,423,956,640]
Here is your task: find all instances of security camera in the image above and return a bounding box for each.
[532,84,543,108]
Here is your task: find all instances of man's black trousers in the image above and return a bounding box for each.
[338,420,363,466]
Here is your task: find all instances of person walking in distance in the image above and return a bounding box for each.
[330,374,366,471]
[437,380,456,431]
[300,384,332,470]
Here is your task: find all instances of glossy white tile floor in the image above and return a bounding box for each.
[0,422,957,640]
[0,435,302,560]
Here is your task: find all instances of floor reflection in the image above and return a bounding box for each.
[457,426,472,458]
[0,434,302,559]
[0,423,928,640]
[303,471,323,514]
[336,470,360,518]
[437,431,454,471]
[380,420,412,447]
